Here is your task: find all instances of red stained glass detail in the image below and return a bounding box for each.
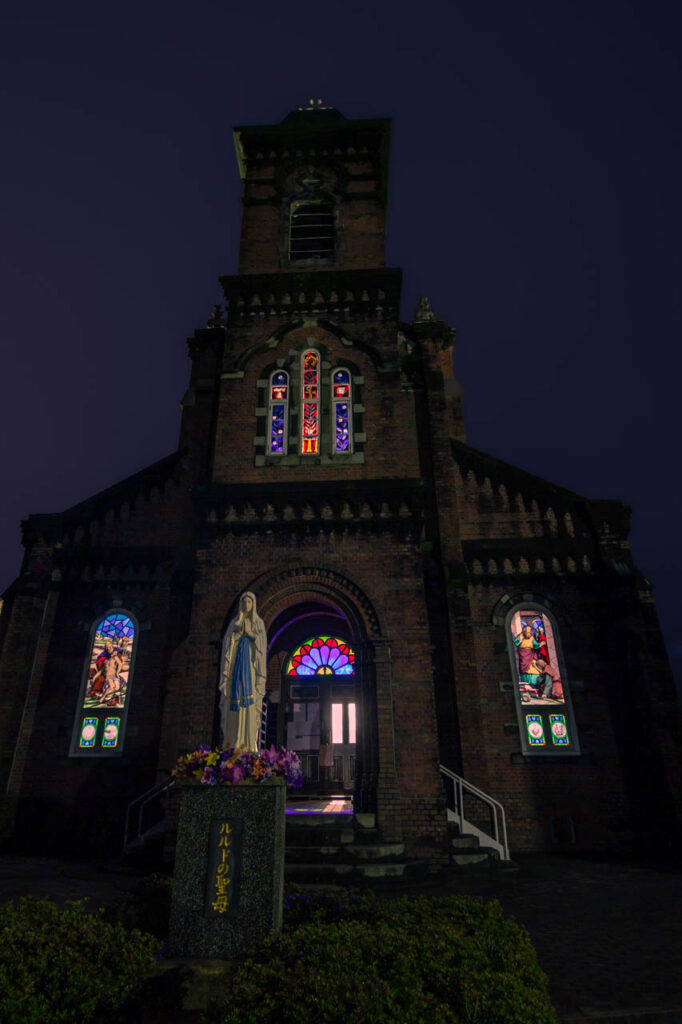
[271,385,287,401]
[304,351,319,370]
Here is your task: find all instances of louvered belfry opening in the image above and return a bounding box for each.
[289,200,335,261]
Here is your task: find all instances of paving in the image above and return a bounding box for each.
[0,851,681,1023]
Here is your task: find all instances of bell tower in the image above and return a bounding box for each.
[232,98,391,274]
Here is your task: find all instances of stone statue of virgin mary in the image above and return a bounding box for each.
[218,591,267,753]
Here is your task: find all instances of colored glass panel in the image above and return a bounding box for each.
[271,371,288,402]
[79,717,98,748]
[335,403,350,452]
[301,351,320,455]
[270,404,285,454]
[268,371,288,455]
[333,369,350,399]
[510,610,565,706]
[102,717,121,748]
[286,636,355,676]
[83,613,135,711]
[525,714,546,746]
[550,714,570,746]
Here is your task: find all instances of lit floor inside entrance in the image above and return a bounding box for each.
[286,797,353,814]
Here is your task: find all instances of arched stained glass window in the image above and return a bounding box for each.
[268,370,289,455]
[301,350,320,454]
[286,636,355,676]
[506,604,580,757]
[332,369,352,453]
[71,611,137,756]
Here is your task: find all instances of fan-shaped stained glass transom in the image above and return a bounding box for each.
[286,636,355,676]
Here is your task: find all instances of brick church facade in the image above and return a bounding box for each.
[1,102,681,867]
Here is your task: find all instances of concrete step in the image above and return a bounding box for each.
[286,842,405,864]
[450,835,480,849]
[451,849,499,867]
[285,811,355,827]
[286,826,383,846]
[284,859,429,883]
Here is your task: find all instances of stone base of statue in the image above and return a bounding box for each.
[168,777,286,959]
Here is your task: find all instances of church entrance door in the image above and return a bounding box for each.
[282,634,356,796]
[284,678,356,795]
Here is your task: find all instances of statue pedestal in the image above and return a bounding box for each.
[168,778,286,959]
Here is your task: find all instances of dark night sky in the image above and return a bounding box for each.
[1,2,681,699]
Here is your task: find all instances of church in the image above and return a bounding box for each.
[1,101,681,869]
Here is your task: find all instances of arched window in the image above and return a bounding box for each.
[301,349,320,454]
[506,604,580,756]
[268,370,289,455]
[70,610,137,756]
[286,636,355,676]
[332,368,353,453]
[289,199,335,262]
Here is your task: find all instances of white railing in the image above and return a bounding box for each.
[123,776,175,854]
[439,765,510,861]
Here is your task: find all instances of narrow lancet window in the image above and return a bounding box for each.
[301,350,320,454]
[332,369,352,453]
[268,370,289,455]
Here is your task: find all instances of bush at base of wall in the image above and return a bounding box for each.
[0,897,158,1024]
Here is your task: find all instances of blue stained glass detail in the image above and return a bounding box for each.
[271,404,285,453]
[335,403,350,452]
[97,614,135,641]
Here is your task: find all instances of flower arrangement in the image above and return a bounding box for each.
[173,744,303,788]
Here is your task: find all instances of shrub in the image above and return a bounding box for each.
[220,890,557,1024]
[0,896,158,1024]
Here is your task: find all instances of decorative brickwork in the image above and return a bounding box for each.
[0,104,680,867]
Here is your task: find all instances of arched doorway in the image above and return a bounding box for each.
[265,600,357,796]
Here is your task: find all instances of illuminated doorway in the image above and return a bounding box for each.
[284,635,356,795]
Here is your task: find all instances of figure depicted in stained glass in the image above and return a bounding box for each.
[287,636,354,676]
[84,614,135,710]
[510,610,565,705]
[219,591,267,753]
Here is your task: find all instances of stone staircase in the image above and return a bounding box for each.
[284,809,514,884]
[285,810,431,884]
[447,819,505,868]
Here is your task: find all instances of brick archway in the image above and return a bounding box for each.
[245,567,390,816]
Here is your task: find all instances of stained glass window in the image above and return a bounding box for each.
[333,369,352,453]
[72,611,136,756]
[301,350,320,455]
[507,605,580,756]
[268,370,288,455]
[510,610,564,707]
[286,636,355,676]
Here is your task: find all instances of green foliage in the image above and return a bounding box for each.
[220,889,557,1024]
[0,896,158,1024]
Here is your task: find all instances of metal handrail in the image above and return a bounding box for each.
[439,764,510,861]
[123,775,175,854]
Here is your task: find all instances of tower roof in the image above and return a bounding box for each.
[280,98,348,125]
